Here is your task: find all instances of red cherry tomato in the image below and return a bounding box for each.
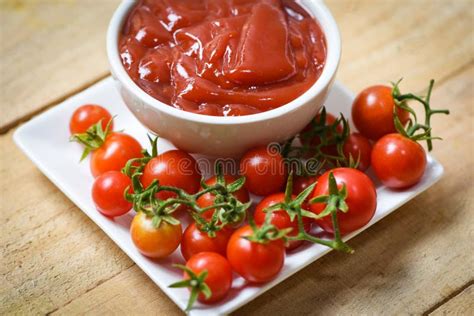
[69,104,113,135]
[184,252,233,304]
[343,132,372,171]
[254,193,312,250]
[371,133,427,189]
[227,225,285,283]
[90,132,142,178]
[197,175,249,219]
[352,85,409,140]
[91,171,132,217]
[141,150,201,200]
[239,146,286,196]
[181,223,234,261]
[130,212,182,258]
[292,175,319,196]
[311,168,377,235]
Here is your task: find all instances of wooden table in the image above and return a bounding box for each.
[1,1,473,314]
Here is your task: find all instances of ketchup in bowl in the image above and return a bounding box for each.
[119,0,326,116]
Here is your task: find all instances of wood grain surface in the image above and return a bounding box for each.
[430,285,474,316]
[0,0,120,133]
[1,0,473,315]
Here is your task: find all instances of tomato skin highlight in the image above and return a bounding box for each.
[352,85,409,140]
[141,150,201,200]
[311,168,377,235]
[90,132,142,178]
[227,225,285,283]
[254,193,312,250]
[181,223,233,261]
[130,212,182,258]
[69,104,113,135]
[343,132,372,171]
[239,146,286,196]
[92,171,132,217]
[371,133,427,189]
[197,175,250,219]
[184,252,233,303]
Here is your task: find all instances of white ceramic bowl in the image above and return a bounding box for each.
[107,0,341,157]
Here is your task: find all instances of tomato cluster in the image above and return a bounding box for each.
[68,79,447,310]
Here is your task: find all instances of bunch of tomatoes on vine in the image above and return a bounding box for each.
[69,79,448,310]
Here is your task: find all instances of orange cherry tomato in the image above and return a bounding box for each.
[130,212,182,258]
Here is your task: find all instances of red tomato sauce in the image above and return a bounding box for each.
[119,0,326,116]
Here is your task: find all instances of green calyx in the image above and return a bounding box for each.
[195,164,251,229]
[246,215,292,244]
[70,117,113,161]
[281,107,358,175]
[125,174,181,227]
[277,172,354,254]
[122,135,159,177]
[307,172,353,253]
[309,172,348,219]
[392,79,450,151]
[246,173,317,245]
[123,159,252,233]
[169,264,212,312]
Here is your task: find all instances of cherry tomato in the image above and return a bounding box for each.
[70,104,113,134]
[141,150,201,200]
[343,132,372,171]
[227,225,285,283]
[292,175,319,196]
[371,133,427,189]
[352,85,409,140]
[184,252,233,304]
[196,175,249,219]
[130,212,182,258]
[239,146,286,196]
[310,168,376,235]
[90,132,142,178]
[181,223,234,261]
[254,193,312,250]
[91,171,132,217]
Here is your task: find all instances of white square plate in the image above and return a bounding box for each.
[14,77,444,315]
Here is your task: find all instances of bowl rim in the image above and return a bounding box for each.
[106,0,341,126]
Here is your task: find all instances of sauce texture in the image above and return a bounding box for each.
[119,0,326,116]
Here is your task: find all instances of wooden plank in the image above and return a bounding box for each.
[329,0,474,92]
[0,129,134,315]
[0,0,472,134]
[429,285,474,316]
[0,0,120,133]
[49,65,474,315]
[51,266,182,316]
